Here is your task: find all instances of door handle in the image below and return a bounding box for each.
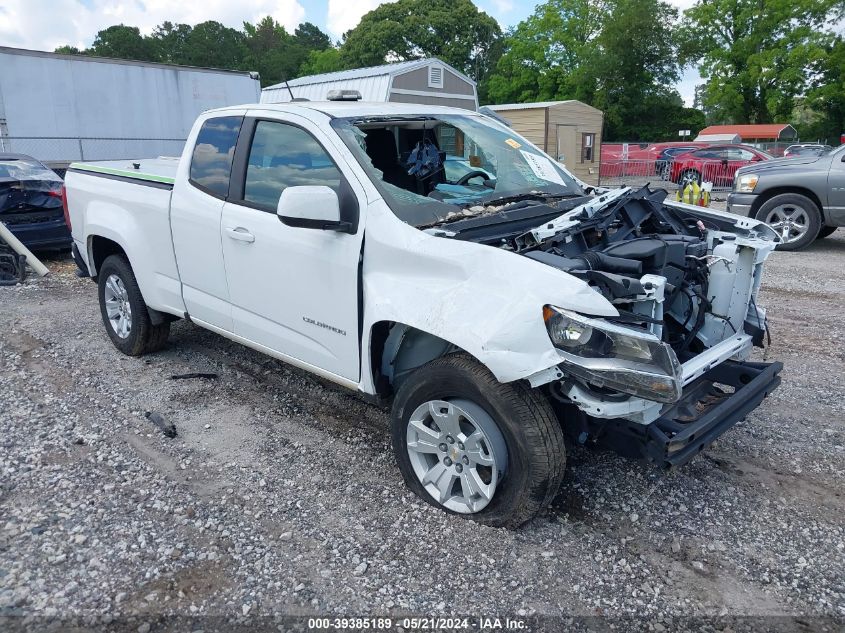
[225,227,255,243]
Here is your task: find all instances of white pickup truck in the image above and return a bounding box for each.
[65,99,783,527]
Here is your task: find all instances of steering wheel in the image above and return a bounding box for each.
[455,170,492,186]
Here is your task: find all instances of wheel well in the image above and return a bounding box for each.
[89,236,127,278]
[87,235,178,326]
[369,321,464,399]
[751,187,823,217]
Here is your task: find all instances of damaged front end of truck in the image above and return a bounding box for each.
[334,113,782,469]
[473,186,782,468]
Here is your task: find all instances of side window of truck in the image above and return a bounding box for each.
[242,120,342,211]
[189,116,243,198]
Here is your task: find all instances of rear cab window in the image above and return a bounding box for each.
[189,116,243,198]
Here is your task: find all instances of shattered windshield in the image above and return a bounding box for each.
[331,114,584,227]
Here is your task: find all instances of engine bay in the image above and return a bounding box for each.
[431,186,773,360]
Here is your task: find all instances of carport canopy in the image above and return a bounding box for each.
[694,132,742,143]
[696,124,797,143]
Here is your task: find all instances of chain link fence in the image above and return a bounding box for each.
[0,137,186,164]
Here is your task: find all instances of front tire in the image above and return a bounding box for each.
[755,193,821,251]
[97,255,170,356]
[391,354,566,528]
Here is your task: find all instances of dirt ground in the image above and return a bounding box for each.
[1,230,843,633]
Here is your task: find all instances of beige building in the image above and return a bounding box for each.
[486,101,604,184]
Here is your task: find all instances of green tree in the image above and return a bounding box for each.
[679,0,843,124]
[801,36,845,143]
[89,25,156,61]
[339,0,502,91]
[150,21,193,65]
[486,0,685,140]
[611,90,706,140]
[487,0,604,104]
[299,48,344,76]
[294,22,331,52]
[241,18,333,86]
[590,0,680,139]
[54,45,84,55]
[182,21,245,69]
[242,17,299,85]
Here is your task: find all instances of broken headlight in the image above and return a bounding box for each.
[543,306,683,403]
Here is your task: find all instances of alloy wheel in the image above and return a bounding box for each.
[405,398,507,514]
[764,204,811,245]
[104,274,132,339]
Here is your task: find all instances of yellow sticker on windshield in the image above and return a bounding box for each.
[505,138,521,149]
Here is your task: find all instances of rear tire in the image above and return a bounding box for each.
[754,193,821,251]
[391,354,566,528]
[816,225,837,240]
[97,255,170,356]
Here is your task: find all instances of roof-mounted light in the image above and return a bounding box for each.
[326,89,362,101]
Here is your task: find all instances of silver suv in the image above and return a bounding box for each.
[727,145,844,250]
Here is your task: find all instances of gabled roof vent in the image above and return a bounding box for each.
[428,65,443,89]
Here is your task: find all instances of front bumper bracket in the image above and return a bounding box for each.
[593,360,782,469]
[646,360,782,468]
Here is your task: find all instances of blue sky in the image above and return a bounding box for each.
[0,0,700,103]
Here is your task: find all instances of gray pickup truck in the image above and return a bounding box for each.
[727,144,844,250]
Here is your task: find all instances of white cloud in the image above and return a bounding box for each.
[326,0,386,38]
[491,0,514,13]
[0,0,306,52]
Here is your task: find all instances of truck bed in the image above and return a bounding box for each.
[68,157,179,186]
[65,156,185,318]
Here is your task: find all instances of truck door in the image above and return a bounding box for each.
[827,149,845,215]
[170,114,245,332]
[219,116,365,383]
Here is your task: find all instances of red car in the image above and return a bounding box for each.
[600,141,709,178]
[669,144,772,186]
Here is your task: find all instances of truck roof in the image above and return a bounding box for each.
[207,101,483,119]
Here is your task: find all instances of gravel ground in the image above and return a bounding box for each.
[1,230,844,633]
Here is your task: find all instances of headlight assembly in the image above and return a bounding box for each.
[543,306,683,403]
[735,174,759,193]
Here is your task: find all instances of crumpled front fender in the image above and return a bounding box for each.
[360,203,617,388]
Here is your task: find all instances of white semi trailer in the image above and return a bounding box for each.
[0,46,261,164]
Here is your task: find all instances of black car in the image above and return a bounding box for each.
[654,145,702,180]
[0,153,71,250]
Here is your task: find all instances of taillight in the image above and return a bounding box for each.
[61,184,72,231]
